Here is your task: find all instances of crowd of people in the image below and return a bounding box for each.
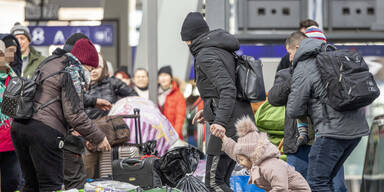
[0,11,372,192]
[0,22,190,191]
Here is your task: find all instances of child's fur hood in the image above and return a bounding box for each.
[235,116,281,165]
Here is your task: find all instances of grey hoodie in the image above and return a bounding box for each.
[287,38,369,139]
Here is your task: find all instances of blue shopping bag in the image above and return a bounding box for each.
[230,176,265,192]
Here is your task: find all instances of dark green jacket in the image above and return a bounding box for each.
[22,46,45,79]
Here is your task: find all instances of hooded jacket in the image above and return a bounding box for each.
[158,80,186,140]
[189,29,254,155]
[0,34,22,76]
[85,77,138,120]
[22,46,46,79]
[222,117,310,192]
[32,48,105,145]
[287,38,369,139]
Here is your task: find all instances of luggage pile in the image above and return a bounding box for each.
[109,97,180,156]
[89,107,207,191]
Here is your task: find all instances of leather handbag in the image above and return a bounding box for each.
[234,54,266,102]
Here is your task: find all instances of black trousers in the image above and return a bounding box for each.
[0,151,23,192]
[205,154,236,192]
[11,119,64,192]
[63,149,87,189]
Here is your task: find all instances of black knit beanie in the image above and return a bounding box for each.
[63,33,89,52]
[2,36,18,48]
[181,12,209,41]
[158,65,173,78]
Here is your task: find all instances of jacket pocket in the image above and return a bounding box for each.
[203,99,216,123]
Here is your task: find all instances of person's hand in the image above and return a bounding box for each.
[97,137,111,152]
[192,110,205,125]
[210,124,226,139]
[86,141,97,152]
[71,131,81,136]
[96,99,112,111]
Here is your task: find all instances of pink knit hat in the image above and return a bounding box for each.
[233,116,280,165]
[71,39,99,68]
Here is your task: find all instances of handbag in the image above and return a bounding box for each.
[234,54,266,102]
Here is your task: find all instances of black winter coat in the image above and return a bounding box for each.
[85,77,138,119]
[276,54,291,72]
[189,29,254,155]
[268,68,299,154]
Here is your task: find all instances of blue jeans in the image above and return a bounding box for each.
[287,145,347,192]
[307,137,361,192]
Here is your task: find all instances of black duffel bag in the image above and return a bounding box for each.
[112,157,162,189]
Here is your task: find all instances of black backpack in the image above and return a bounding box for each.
[1,54,64,120]
[316,44,380,111]
[233,54,266,102]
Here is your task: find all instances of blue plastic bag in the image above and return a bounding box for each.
[230,176,265,192]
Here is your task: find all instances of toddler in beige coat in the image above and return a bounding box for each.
[213,116,311,192]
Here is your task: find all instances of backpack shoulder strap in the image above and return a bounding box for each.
[34,96,60,113]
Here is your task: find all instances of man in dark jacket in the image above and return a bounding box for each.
[181,12,254,191]
[268,32,347,192]
[286,36,369,191]
[276,19,319,72]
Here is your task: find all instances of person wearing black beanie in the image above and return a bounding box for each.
[181,12,254,192]
[180,12,209,42]
[157,65,186,140]
[63,33,89,52]
[158,65,173,78]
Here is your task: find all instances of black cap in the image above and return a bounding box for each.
[158,65,173,78]
[2,36,18,48]
[63,33,89,52]
[180,12,209,41]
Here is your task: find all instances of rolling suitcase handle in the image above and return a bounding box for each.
[118,108,142,145]
[113,108,142,161]
[134,108,143,145]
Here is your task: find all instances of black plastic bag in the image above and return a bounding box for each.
[176,175,209,192]
[155,146,204,187]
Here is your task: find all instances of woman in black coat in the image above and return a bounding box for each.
[85,55,137,120]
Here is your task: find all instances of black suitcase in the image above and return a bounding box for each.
[112,157,162,189]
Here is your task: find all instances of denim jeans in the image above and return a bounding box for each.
[307,137,361,192]
[287,145,347,192]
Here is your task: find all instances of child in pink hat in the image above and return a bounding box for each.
[213,116,311,191]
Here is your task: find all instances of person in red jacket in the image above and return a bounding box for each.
[158,66,186,140]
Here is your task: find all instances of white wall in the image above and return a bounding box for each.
[0,0,25,33]
[135,0,200,80]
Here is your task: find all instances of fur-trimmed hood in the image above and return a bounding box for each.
[234,116,280,165]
